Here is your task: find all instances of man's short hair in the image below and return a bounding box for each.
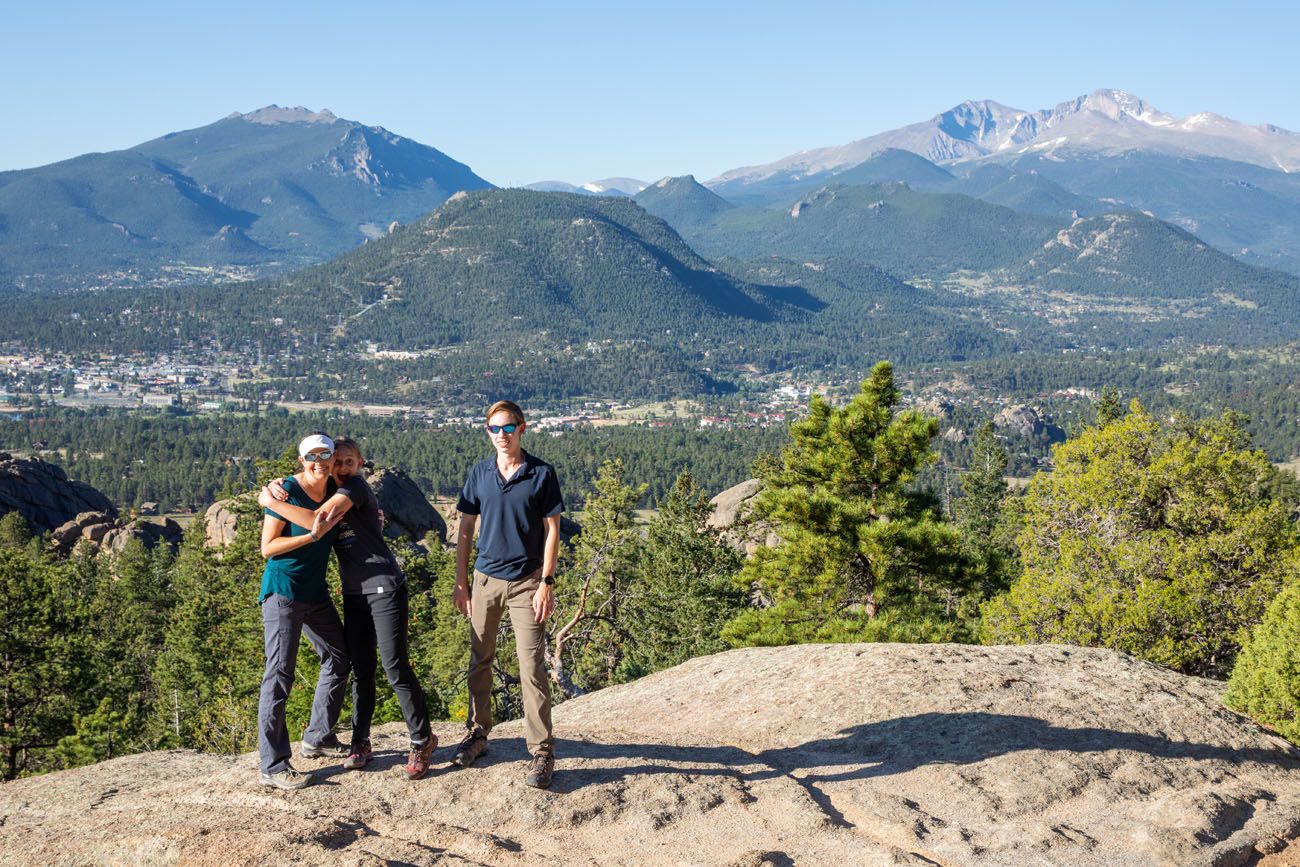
[485,400,526,426]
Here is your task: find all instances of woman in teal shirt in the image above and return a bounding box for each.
[255,433,351,790]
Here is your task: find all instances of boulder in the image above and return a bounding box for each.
[993,404,1065,441]
[2,644,1298,865]
[203,498,243,548]
[0,455,117,533]
[368,467,446,545]
[103,518,184,554]
[708,478,776,554]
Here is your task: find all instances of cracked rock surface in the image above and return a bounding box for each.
[3,643,1299,866]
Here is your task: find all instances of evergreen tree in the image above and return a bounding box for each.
[1095,385,1124,427]
[549,459,643,696]
[619,470,745,680]
[957,422,1018,596]
[152,516,265,753]
[723,362,968,647]
[983,402,1300,677]
[0,548,90,779]
[1225,568,1300,743]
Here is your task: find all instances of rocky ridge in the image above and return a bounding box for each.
[0,453,117,533]
[3,643,1296,866]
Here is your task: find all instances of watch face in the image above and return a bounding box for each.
[542,575,555,585]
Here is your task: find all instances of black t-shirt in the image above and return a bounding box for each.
[334,474,402,595]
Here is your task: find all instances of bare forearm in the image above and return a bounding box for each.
[261,530,320,558]
[455,515,477,584]
[268,501,317,532]
[542,517,560,576]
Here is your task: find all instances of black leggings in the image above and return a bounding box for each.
[343,584,432,747]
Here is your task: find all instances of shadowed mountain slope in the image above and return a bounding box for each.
[0,106,492,291]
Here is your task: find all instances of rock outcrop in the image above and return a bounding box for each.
[0,453,117,533]
[709,478,776,553]
[6,643,1295,866]
[993,404,1065,441]
[368,467,446,545]
[203,496,246,548]
[51,510,184,556]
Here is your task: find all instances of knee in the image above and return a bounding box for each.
[382,658,415,687]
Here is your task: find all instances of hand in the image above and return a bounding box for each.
[310,509,334,539]
[268,478,289,501]
[377,508,386,529]
[453,581,472,618]
[532,583,555,623]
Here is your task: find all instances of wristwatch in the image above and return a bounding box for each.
[541,574,555,586]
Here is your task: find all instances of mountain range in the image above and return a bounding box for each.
[706,90,1300,275]
[5,91,1300,403]
[0,106,491,291]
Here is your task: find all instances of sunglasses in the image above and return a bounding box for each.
[302,450,334,462]
[487,424,519,435]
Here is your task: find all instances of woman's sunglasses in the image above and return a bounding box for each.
[302,450,334,462]
[487,424,519,435]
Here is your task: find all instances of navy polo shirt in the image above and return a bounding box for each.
[457,450,564,580]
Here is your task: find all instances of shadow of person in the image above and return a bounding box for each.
[550,712,1300,824]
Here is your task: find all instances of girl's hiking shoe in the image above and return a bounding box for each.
[260,766,312,790]
[405,736,438,780]
[342,740,372,770]
[452,730,488,767]
[301,734,349,759]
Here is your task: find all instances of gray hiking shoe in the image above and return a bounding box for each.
[301,734,349,759]
[525,751,554,789]
[260,766,312,790]
[452,730,488,767]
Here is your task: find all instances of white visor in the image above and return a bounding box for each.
[298,434,335,457]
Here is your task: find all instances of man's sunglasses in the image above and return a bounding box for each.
[302,450,334,462]
[487,424,519,435]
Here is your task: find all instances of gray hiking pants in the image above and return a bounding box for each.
[257,593,350,774]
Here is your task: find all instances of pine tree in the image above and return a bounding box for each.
[983,401,1300,677]
[0,548,90,779]
[619,470,745,679]
[723,362,968,647]
[1225,571,1300,744]
[957,422,1018,596]
[549,459,643,696]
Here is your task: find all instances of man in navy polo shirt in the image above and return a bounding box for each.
[452,399,564,789]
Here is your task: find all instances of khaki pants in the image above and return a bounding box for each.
[467,570,554,755]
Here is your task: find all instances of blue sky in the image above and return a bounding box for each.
[4,1,1297,185]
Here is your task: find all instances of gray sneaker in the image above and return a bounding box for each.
[260,766,312,790]
[301,735,349,759]
[525,751,554,789]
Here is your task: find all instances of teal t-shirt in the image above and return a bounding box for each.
[259,476,338,603]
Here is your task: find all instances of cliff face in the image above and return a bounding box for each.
[2,643,1298,866]
[0,453,117,532]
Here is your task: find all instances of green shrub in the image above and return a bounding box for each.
[1225,576,1300,744]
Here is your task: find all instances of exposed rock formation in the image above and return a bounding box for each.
[709,478,776,553]
[203,496,245,548]
[0,454,117,533]
[368,467,446,545]
[51,510,184,556]
[2,643,1297,865]
[993,404,1064,441]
